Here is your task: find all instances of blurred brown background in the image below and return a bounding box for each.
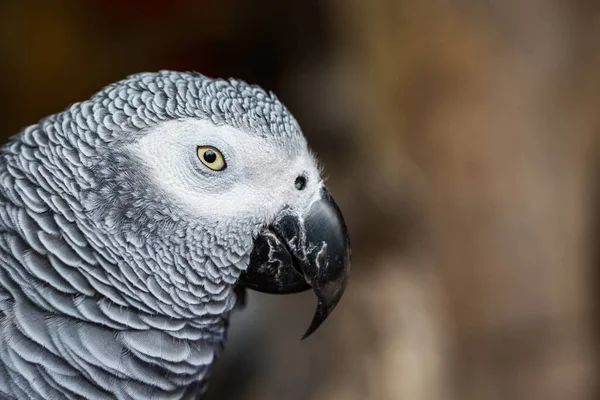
[1,1,600,399]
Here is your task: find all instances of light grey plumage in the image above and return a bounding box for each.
[0,71,350,400]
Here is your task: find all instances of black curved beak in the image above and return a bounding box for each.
[237,187,351,338]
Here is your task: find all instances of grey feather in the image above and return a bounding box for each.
[0,71,304,399]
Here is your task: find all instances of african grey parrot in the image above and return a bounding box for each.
[0,71,350,399]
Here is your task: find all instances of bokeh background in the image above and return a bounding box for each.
[1,1,600,399]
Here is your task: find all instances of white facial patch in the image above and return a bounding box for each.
[129,119,322,228]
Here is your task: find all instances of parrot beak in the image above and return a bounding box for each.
[237,186,351,339]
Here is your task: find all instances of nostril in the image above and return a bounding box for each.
[295,175,307,191]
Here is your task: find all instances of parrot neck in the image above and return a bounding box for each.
[65,226,247,398]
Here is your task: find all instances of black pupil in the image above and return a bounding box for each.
[295,175,307,190]
[203,150,217,163]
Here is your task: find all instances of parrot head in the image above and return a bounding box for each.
[131,118,350,337]
[84,71,350,338]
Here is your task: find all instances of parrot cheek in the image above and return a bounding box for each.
[237,186,351,338]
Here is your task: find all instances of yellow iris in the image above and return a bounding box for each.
[197,146,226,171]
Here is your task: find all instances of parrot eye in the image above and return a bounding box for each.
[197,146,226,171]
